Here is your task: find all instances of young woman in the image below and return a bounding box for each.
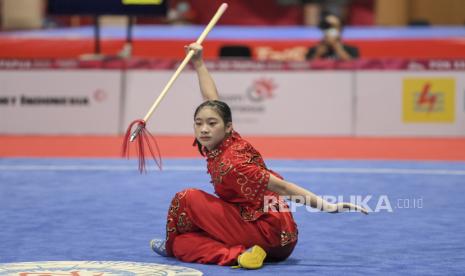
[150,43,368,269]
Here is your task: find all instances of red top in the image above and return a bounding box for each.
[205,131,298,246]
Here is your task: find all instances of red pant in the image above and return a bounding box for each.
[165,188,297,266]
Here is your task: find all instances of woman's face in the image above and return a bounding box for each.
[194,107,232,151]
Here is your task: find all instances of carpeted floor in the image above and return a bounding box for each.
[1,158,464,275]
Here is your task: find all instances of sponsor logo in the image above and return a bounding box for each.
[246,78,276,102]
[0,261,202,276]
[403,78,455,123]
[255,46,308,61]
[93,89,108,103]
[220,77,277,116]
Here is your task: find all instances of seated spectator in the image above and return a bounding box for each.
[306,13,359,61]
[302,0,350,26]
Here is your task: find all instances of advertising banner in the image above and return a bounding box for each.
[123,70,354,135]
[355,72,465,136]
[0,70,121,134]
[2,59,464,137]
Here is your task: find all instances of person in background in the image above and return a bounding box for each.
[306,13,359,61]
[302,0,350,26]
[166,0,197,24]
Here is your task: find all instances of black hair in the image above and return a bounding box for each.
[318,12,344,30]
[193,100,232,156]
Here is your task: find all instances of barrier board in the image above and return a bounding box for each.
[0,70,121,134]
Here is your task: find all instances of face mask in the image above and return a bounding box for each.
[325,28,340,39]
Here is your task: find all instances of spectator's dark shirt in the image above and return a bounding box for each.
[306,44,360,60]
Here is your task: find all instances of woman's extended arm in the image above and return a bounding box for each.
[267,174,368,214]
[187,43,219,101]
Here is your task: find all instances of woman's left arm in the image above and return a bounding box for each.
[187,43,219,101]
[267,174,368,214]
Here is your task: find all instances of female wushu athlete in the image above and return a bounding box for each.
[150,43,368,269]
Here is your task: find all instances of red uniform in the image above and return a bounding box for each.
[164,131,298,265]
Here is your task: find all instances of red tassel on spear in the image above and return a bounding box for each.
[122,3,229,173]
[122,119,162,173]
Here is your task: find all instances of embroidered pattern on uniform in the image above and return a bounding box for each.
[165,189,189,247]
[166,218,176,241]
[169,190,187,216]
[203,131,298,243]
[235,169,251,197]
[280,231,298,247]
[214,159,233,185]
[177,212,194,233]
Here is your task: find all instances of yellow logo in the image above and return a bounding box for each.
[122,0,163,5]
[403,78,455,123]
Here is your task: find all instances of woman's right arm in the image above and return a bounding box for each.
[267,174,369,214]
[187,43,219,101]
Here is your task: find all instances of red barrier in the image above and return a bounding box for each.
[1,38,465,60]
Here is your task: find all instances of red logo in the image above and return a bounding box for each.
[93,89,107,102]
[247,78,277,102]
[416,83,436,112]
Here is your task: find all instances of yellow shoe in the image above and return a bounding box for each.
[236,245,267,269]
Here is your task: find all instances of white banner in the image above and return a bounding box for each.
[355,71,465,136]
[2,65,463,137]
[123,70,354,135]
[0,70,121,134]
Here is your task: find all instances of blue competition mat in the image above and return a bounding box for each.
[1,158,465,275]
